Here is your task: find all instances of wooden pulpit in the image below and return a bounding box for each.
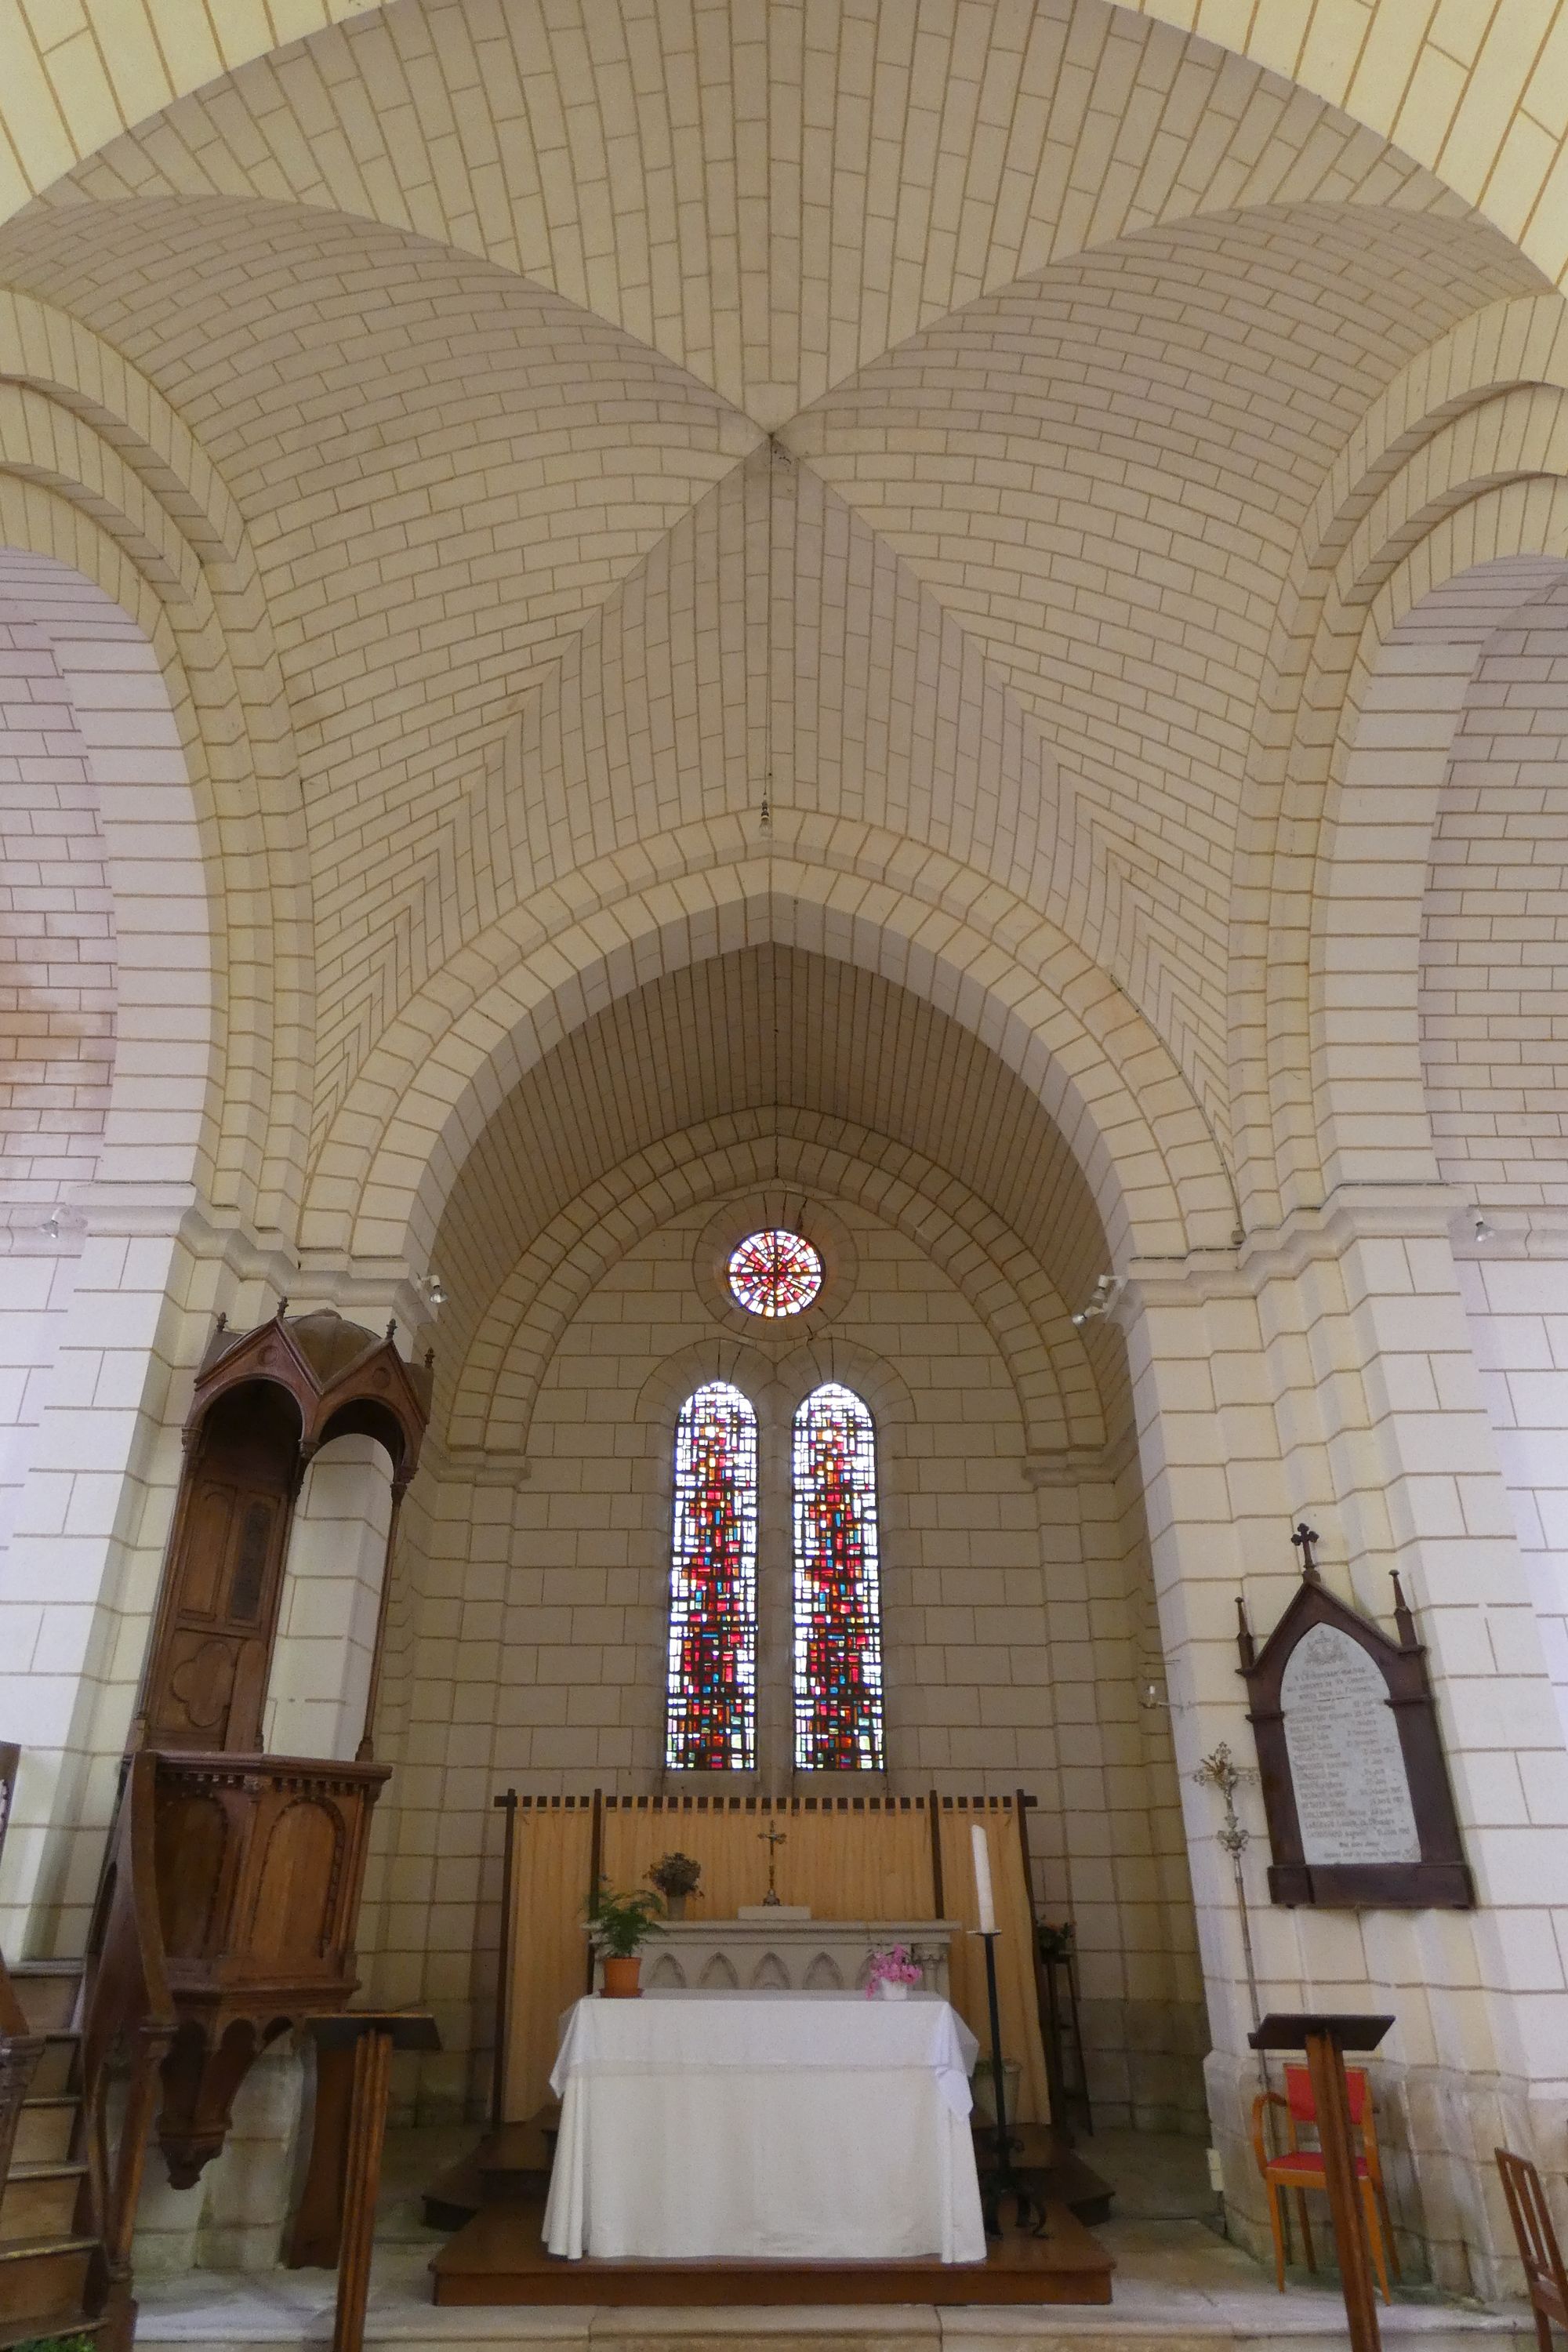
[1250,2012,1394,2352]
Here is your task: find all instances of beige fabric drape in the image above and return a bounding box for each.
[503,1806,594,2122]
[937,1808,1052,2125]
[503,1798,1051,2124]
[600,1803,933,1923]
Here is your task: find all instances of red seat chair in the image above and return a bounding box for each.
[1497,2147,1568,2350]
[1250,2063,1397,2301]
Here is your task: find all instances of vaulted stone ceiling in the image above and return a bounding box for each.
[0,0,1549,1213]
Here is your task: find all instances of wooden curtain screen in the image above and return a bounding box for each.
[496,1791,1051,2127]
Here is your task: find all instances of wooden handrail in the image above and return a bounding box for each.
[81,1752,177,2281]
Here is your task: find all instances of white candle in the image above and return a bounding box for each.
[971,1821,997,1934]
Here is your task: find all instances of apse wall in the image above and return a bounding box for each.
[366,1194,1206,2134]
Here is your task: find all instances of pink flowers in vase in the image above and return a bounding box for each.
[866,1944,923,1999]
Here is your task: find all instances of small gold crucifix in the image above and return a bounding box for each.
[759,1821,786,1906]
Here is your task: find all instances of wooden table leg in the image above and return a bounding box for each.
[1303,2027,1381,2352]
[332,2028,394,2352]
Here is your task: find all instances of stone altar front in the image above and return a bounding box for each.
[591,1918,957,1995]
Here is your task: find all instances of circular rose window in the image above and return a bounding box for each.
[727,1229,823,1317]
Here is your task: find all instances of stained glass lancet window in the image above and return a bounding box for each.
[728,1229,822,1316]
[666,1382,758,1769]
[792,1382,884,1769]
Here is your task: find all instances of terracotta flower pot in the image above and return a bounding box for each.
[601,1954,643,1998]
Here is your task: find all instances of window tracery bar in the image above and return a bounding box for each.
[666,1381,757,1769]
[793,1382,884,1770]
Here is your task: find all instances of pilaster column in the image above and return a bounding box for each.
[1123,1188,1568,2295]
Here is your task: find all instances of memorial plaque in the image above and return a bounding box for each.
[1280,1626,1419,1867]
[1237,1526,1472,1909]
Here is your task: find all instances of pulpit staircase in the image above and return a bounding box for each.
[0,1958,107,2352]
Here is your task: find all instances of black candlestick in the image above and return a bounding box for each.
[978,1927,1036,2235]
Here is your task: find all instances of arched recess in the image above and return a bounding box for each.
[1310,506,1568,1198]
[0,540,216,1199]
[0,307,314,1231]
[1229,387,1568,1222]
[265,1432,395,1763]
[0,544,213,1554]
[452,1120,1102,1461]
[1227,314,1568,1226]
[303,826,1234,1275]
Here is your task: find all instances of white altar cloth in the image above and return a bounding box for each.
[543,1989,987,2263]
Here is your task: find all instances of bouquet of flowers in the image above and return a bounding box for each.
[865,1942,923,1998]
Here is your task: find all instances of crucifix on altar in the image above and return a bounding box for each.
[758,1821,786,1906]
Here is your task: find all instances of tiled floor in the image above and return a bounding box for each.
[133,2129,1536,2351]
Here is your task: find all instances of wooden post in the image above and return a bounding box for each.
[586,1787,604,1994]
[927,1788,945,1917]
[492,1789,519,2129]
[294,2014,440,2352]
[333,2028,391,2352]
[1250,2012,1393,2352]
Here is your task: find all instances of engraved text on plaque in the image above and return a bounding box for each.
[1281,1625,1419,1867]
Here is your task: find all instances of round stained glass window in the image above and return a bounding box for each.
[728,1229,823,1318]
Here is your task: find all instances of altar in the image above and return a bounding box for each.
[432,1790,1114,2309]
[543,1989,987,2263]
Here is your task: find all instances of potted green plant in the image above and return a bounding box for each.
[589,1884,665,1996]
[647,1850,702,1920]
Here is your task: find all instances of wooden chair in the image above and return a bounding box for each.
[1497,2147,1568,2350]
[1251,2063,1397,2302]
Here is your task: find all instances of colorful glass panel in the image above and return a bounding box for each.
[792,1383,884,1770]
[728,1229,823,1317]
[666,1382,757,1769]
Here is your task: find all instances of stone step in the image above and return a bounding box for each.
[0,2160,89,2243]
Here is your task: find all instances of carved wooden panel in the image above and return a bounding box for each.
[142,1385,299,1755]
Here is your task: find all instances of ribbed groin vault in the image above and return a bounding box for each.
[3,0,1568,2303]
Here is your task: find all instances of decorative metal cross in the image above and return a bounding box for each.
[1290,1521,1320,1577]
[759,1822,786,1905]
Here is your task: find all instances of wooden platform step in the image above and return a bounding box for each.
[0,2308,104,2352]
[6,1967,82,2038]
[430,2194,1113,2308]
[0,2235,97,2328]
[13,2098,76,2168]
[0,2158,89,2240]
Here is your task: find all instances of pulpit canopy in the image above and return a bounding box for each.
[191,1305,432,1484]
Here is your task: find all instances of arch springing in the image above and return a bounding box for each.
[666,1382,757,1769]
[793,1384,884,1770]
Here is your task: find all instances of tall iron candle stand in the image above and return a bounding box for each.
[969,1822,1035,2234]
[977,1926,1035,2235]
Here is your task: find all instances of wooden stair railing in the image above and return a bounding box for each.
[78,1751,176,2352]
[1,1947,114,2352]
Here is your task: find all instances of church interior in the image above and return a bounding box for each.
[4,1,1568,2344]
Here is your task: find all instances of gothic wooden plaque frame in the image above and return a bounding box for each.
[1237,1527,1473,1910]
